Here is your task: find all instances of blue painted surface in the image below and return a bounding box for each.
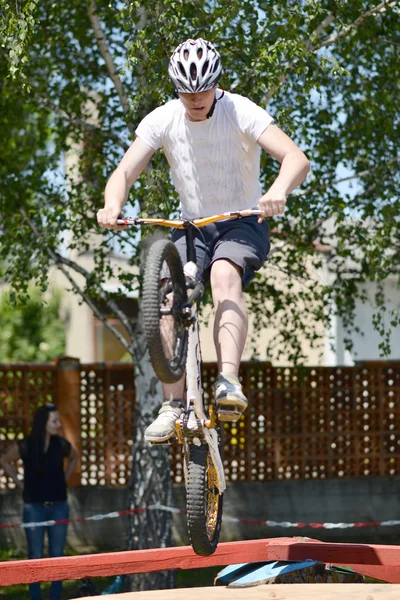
[216,560,319,585]
[101,575,125,594]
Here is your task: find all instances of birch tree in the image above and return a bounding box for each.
[1,0,399,590]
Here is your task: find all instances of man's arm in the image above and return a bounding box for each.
[97,137,155,230]
[257,124,310,220]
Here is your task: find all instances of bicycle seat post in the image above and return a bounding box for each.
[183,221,197,265]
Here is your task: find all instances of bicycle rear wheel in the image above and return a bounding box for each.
[143,239,188,383]
[186,443,223,556]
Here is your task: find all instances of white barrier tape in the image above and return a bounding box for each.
[1,504,398,531]
[148,504,182,514]
[23,520,57,529]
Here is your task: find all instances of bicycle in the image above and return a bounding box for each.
[118,208,261,556]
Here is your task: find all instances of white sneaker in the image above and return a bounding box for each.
[144,401,183,443]
[214,373,248,422]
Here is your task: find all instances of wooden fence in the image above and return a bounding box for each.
[0,359,399,489]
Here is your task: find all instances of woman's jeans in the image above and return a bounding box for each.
[23,501,69,600]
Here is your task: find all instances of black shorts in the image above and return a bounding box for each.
[164,216,270,289]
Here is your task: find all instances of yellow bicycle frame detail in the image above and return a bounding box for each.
[117,209,262,229]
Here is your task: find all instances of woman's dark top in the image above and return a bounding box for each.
[18,435,71,503]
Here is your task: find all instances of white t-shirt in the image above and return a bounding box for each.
[135,90,273,219]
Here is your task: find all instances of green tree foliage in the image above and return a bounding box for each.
[0,0,399,361]
[0,1,399,589]
[0,288,66,361]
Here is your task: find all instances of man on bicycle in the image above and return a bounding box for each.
[97,38,310,443]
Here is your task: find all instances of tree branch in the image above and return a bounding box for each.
[268,155,399,252]
[55,258,135,356]
[378,37,400,48]
[295,154,399,198]
[19,209,138,357]
[267,258,317,284]
[53,253,136,341]
[262,14,336,104]
[37,94,129,151]
[88,0,132,131]
[263,0,396,104]
[0,47,129,151]
[317,0,398,49]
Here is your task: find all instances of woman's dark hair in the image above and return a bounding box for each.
[27,404,58,473]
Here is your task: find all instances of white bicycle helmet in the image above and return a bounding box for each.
[168,38,222,93]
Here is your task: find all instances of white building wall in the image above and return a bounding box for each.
[328,278,400,365]
[349,279,400,362]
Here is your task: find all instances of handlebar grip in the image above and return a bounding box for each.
[116,218,137,225]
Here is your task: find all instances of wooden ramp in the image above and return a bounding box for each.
[72,583,400,600]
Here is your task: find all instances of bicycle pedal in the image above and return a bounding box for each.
[217,407,243,422]
[148,436,177,446]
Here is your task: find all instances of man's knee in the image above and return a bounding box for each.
[210,259,243,295]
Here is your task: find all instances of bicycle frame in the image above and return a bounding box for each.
[117,209,262,495]
[178,223,226,495]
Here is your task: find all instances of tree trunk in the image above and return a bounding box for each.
[126,229,175,591]
[121,5,175,588]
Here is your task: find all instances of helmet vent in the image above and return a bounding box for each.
[178,62,186,77]
[197,48,203,59]
[190,63,197,81]
[213,58,220,73]
[202,60,209,77]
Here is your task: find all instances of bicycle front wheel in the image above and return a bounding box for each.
[186,443,223,556]
[143,239,188,383]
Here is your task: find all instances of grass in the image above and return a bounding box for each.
[176,566,222,588]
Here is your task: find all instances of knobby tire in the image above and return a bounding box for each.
[186,443,223,556]
[143,239,188,383]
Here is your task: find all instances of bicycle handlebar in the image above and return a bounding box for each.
[116,209,263,229]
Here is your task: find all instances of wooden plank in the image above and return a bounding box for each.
[266,537,400,565]
[3,537,400,587]
[265,538,400,583]
[71,583,400,600]
[0,539,272,586]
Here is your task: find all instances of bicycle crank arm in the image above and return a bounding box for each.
[184,281,204,307]
[204,406,217,429]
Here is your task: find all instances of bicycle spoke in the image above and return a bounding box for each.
[142,240,188,383]
[159,271,185,368]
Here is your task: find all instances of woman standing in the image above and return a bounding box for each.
[0,404,78,600]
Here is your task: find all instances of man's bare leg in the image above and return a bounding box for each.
[211,259,248,373]
[210,259,248,420]
[145,289,185,442]
[162,377,185,401]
